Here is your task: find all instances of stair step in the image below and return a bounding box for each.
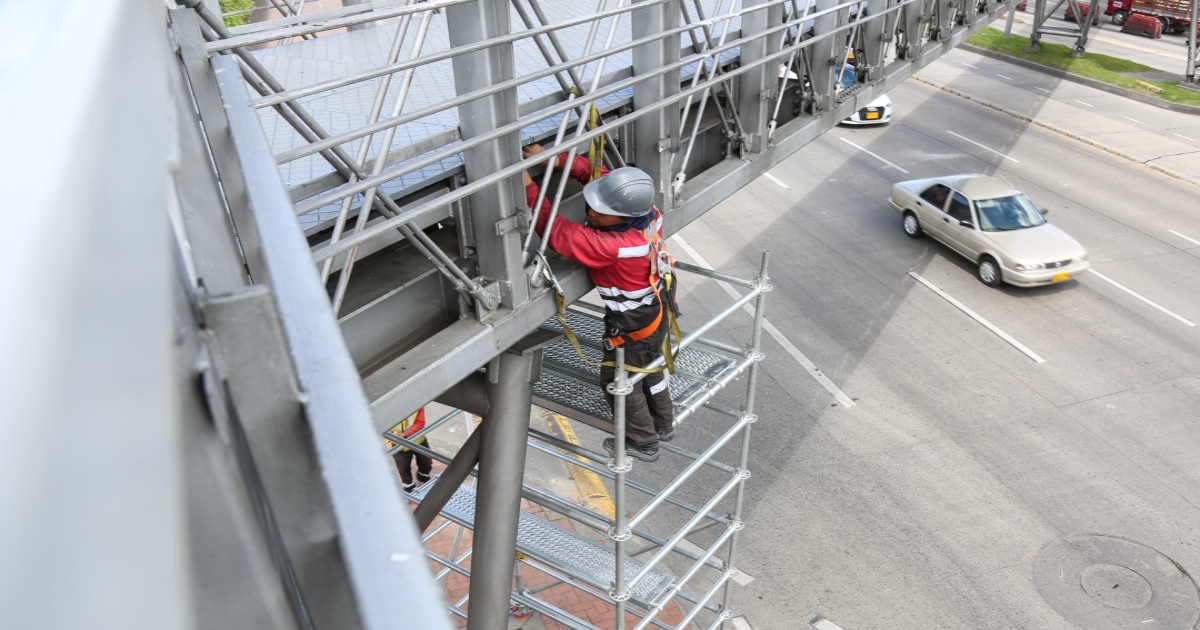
[534,309,740,431]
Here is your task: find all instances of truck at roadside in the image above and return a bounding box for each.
[1104,0,1192,33]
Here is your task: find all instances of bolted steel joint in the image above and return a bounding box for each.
[735,467,752,481]
[607,382,634,396]
[609,587,631,602]
[753,280,774,293]
[606,456,632,474]
[730,518,745,531]
[607,525,632,542]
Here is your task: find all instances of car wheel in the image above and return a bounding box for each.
[1111,9,1126,24]
[1158,16,1170,32]
[977,256,1002,287]
[903,211,922,238]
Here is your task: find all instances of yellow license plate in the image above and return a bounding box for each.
[1051,272,1071,282]
[865,112,880,120]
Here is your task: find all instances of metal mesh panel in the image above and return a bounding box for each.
[413,481,673,605]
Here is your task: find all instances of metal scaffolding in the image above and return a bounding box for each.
[150,0,1011,627]
[390,254,770,628]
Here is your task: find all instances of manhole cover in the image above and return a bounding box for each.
[1034,535,1200,629]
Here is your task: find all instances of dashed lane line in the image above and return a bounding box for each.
[909,272,1046,363]
[671,234,857,408]
[947,130,1021,163]
[1168,229,1200,247]
[1087,269,1197,327]
[812,617,849,630]
[763,172,791,189]
[839,137,910,174]
[1073,99,1095,107]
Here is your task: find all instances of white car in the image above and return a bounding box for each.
[842,94,892,125]
[888,174,1090,287]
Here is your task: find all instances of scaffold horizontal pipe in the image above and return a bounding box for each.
[304,1,872,252]
[513,560,677,630]
[205,0,474,52]
[526,439,732,526]
[225,0,406,35]
[628,415,751,531]
[257,0,671,112]
[633,526,736,630]
[693,335,745,356]
[658,442,738,474]
[673,261,755,288]
[383,408,460,455]
[701,401,743,419]
[690,570,736,630]
[418,517,454,543]
[432,548,473,583]
[527,427,608,466]
[627,288,761,388]
[628,474,742,587]
[511,592,606,630]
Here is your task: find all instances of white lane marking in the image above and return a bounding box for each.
[763,172,791,189]
[839,137,910,174]
[1034,87,1052,93]
[1087,269,1197,327]
[908,272,1046,363]
[946,131,1021,163]
[672,235,857,408]
[1168,229,1200,246]
[997,74,1014,80]
[812,618,848,630]
[963,62,980,69]
[1073,99,1094,107]
[1174,133,1196,141]
[1123,116,1144,124]
[731,618,754,630]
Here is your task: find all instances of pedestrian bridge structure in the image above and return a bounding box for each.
[2,0,1014,628]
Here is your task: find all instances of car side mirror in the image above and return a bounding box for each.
[959,220,974,229]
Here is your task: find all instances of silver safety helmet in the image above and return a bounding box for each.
[582,167,655,217]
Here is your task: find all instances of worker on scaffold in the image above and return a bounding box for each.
[522,143,678,463]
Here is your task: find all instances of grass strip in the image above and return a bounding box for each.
[966,27,1200,106]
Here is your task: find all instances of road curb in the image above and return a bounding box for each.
[539,410,615,520]
[911,75,1193,183]
[958,43,1200,116]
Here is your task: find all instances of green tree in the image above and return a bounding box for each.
[220,0,255,27]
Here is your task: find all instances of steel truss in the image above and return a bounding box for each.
[163,0,1013,627]
[1025,0,1102,57]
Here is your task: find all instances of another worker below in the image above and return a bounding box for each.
[389,407,433,492]
[522,143,677,463]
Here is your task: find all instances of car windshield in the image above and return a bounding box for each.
[974,194,1047,232]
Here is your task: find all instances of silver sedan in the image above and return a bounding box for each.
[888,174,1090,287]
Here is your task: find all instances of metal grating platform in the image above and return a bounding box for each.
[412,479,674,606]
[534,308,740,429]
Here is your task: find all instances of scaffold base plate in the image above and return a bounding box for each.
[533,308,740,431]
[413,480,673,606]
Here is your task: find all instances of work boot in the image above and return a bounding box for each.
[656,425,676,442]
[602,437,660,462]
[416,472,432,485]
[402,482,416,493]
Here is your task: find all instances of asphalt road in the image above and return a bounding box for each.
[665,50,1200,630]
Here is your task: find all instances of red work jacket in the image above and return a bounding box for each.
[526,155,664,336]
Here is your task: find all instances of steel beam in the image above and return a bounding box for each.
[413,429,482,531]
[447,0,528,310]
[809,0,842,111]
[737,0,785,154]
[213,53,451,630]
[632,0,682,211]
[466,334,556,630]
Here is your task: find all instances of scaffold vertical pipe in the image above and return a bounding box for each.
[610,347,630,629]
[719,251,769,629]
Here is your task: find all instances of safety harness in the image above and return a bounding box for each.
[545,95,682,374]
